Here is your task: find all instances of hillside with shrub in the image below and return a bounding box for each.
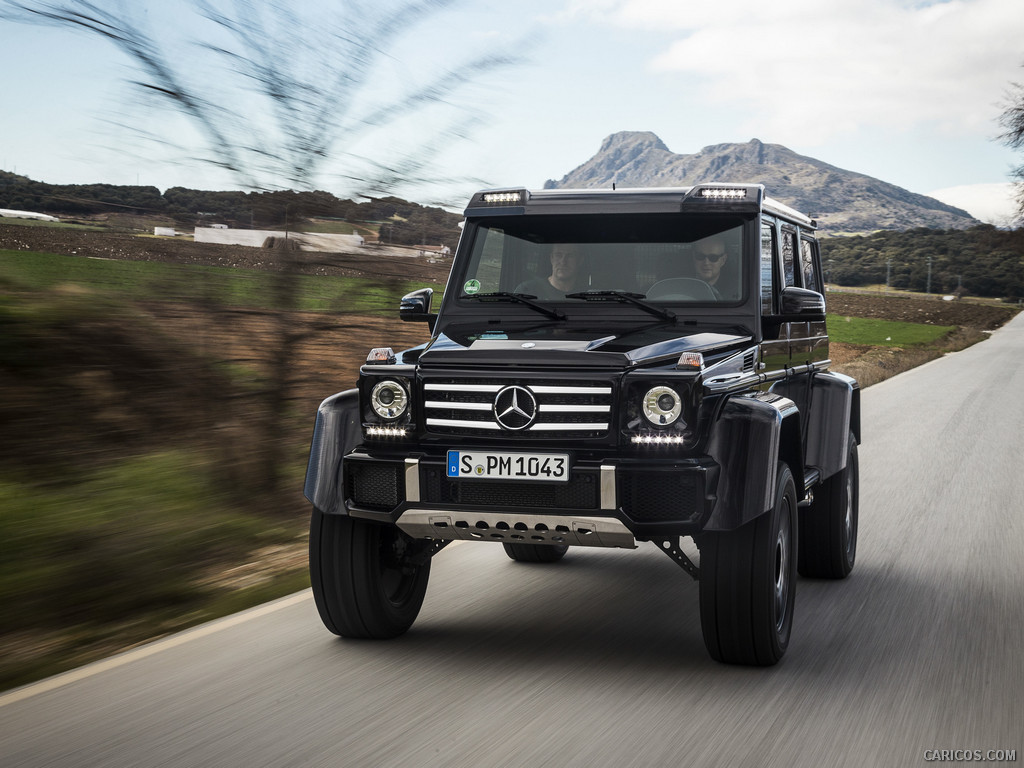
[0,171,464,247]
[820,225,1024,301]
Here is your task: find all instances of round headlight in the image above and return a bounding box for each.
[371,380,408,419]
[642,385,682,426]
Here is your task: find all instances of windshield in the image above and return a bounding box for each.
[457,213,746,305]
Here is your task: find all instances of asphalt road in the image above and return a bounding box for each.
[3,314,1023,768]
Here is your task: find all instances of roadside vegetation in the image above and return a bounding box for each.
[0,451,310,689]
[0,232,1019,692]
[0,248,427,691]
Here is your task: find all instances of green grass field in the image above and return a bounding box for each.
[0,217,106,231]
[0,250,419,312]
[827,314,955,346]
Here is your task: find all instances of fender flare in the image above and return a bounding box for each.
[303,389,361,515]
[704,392,802,531]
[770,370,860,482]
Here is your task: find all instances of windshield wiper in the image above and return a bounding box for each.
[467,292,566,320]
[565,290,676,322]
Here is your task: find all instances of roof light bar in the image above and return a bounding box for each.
[481,190,524,204]
[699,188,747,199]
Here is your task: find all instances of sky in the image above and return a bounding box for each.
[1,0,1022,224]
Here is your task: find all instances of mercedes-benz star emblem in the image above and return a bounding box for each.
[493,385,537,431]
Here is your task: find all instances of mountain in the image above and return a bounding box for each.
[543,132,978,233]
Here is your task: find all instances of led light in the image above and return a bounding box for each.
[370,380,408,419]
[631,433,688,445]
[676,352,704,370]
[642,385,682,426]
[482,191,523,204]
[699,188,747,199]
[366,425,408,438]
[366,347,396,365]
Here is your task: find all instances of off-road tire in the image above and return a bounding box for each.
[799,431,858,579]
[699,463,798,666]
[502,542,569,563]
[309,508,430,638]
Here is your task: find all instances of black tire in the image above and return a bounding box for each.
[309,508,430,639]
[502,542,569,563]
[699,463,798,666]
[798,431,858,579]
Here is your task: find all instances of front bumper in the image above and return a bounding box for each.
[339,450,719,545]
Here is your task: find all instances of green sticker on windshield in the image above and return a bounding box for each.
[464,279,481,295]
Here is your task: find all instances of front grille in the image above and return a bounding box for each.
[423,377,614,439]
[421,467,598,510]
[347,462,403,511]
[619,470,699,523]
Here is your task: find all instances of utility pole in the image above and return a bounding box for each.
[886,259,892,291]
[926,256,932,295]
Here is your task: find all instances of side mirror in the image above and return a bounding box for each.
[780,286,826,318]
[399,288,437,329]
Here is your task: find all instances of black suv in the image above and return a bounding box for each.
[305,184,860,666]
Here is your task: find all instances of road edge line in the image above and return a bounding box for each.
[0,590,313,708]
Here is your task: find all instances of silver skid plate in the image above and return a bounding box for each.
[396,509,636,549]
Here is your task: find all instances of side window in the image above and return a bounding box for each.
[760,221,775,314]
[800,237,821,293]
[780,228,797,287]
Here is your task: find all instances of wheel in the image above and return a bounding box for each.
[798,431,858,579]
[309,508,430,638]
[502,542,569,563]
[699,463,798,666]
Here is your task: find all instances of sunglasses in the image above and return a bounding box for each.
[693,252,726,263]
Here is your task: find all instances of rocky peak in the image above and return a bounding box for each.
[544,133,977,232]
[598,131,670,155]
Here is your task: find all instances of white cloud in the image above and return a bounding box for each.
[929,182,1021,225]
[566,0,1024,146]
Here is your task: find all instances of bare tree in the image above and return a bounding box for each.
[2,0,520,496]
[2,0,518,196]
[999,75,1024,224]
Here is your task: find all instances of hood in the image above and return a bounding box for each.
[417,326,752,369]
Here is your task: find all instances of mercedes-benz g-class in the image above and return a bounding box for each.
[304,183,860,666]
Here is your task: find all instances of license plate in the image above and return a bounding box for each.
[446,450,569,481]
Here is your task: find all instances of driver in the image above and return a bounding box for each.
[516,244,586,298]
